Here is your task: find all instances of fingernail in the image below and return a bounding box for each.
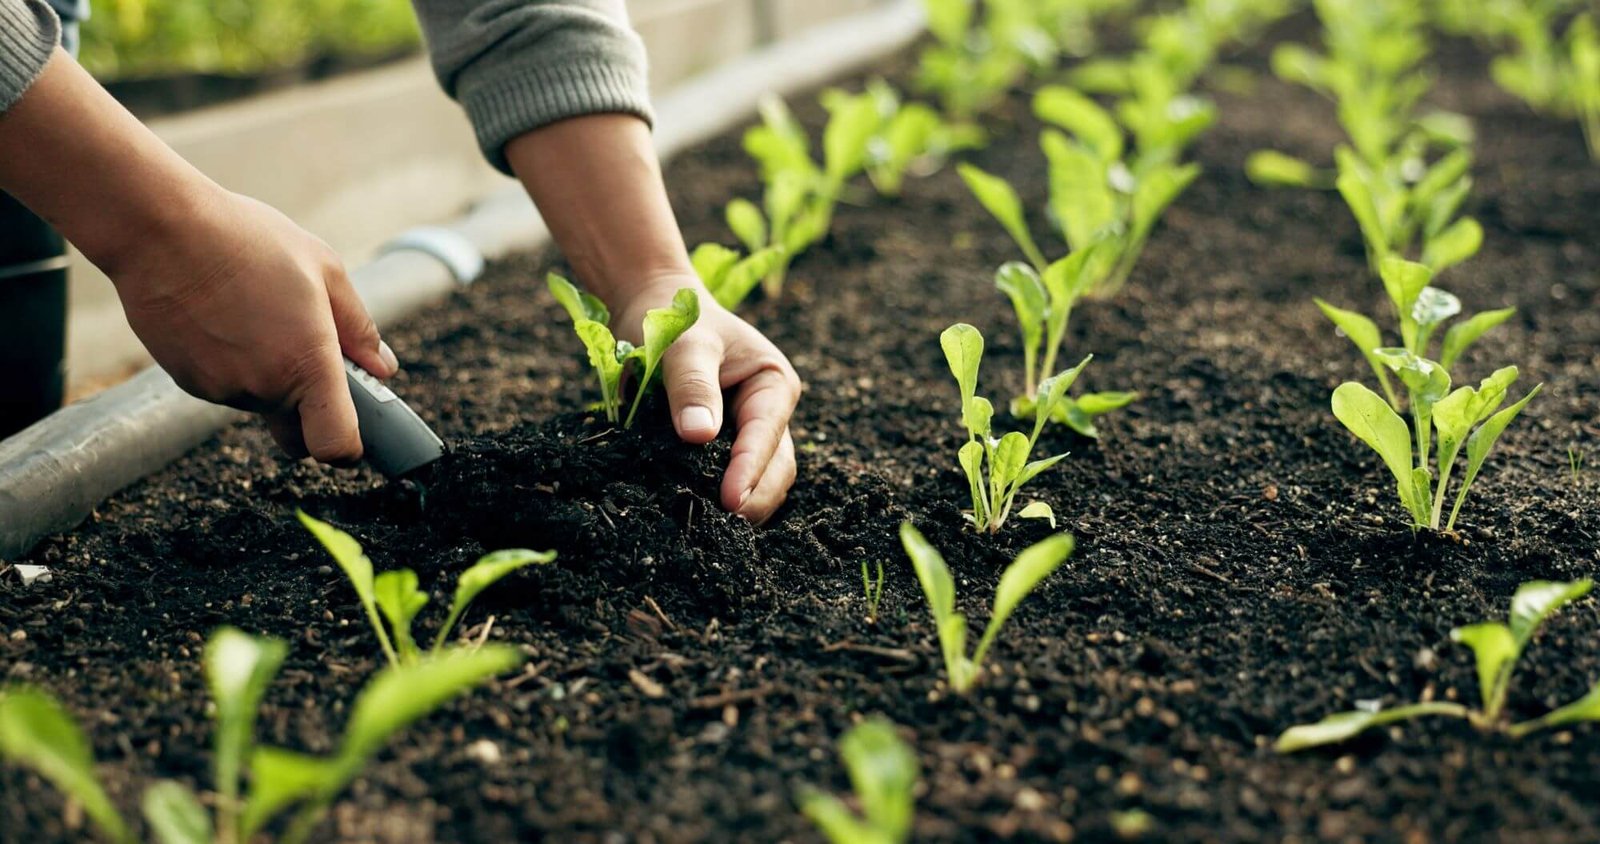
[679,405,715,435]
[737,486,754,510]
[378,340,399,373]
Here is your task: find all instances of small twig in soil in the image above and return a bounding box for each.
[502,660,550,690]
[1186,561,1231,584]
[821,640,918,664]
[690,685,774,710]
[644,595,677,632]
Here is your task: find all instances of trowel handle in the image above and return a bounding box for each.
[343,357,445,477]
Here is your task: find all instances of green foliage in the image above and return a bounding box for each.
[900,523,1074,693]
[81,0,420,80]
[1278,580,1597,751]
[916,0,1055,119]
[547,274,701,427]
[1,627,519,843]
[298,511,555,666]
[853,79,986,197]
[940,324,1089,533]
[800,718,920,844]
[861,561,886,624]
[1490,12,1600,160]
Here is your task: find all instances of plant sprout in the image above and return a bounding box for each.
[861,561,886,624]
[1278,580,1600,752]
[689,242,786,311]
[547,273,700,427]
[941,323,1088,533]
[900,522,1074,693]
[0,628,520,843]
[800,718,919,844]
[298,511,555,667]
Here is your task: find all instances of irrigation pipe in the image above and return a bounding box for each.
[0,0,926,559]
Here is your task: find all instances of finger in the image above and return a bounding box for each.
[737,430,796,525]
[295,347,364,465]
[721,366,799,512]
[265,413,310,460]
[323,258,397,378]
[662,332,725,444]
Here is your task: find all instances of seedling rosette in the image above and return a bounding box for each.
[800,718,919,844]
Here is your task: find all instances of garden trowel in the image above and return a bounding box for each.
[344,357,445,477]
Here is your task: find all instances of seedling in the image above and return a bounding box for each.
[849,79,984,197]
[0,628,520,844]
[1277,580,1600,752]
[916,0,1052,120]
[861,561,886,624]
[941,323,1089,533]
[799,718,919,844]
[298,511,555,667]
[1492,13,1600,160]
[547,273,700,427]
[689,242,786,311]
[899,522,1074,693]
[1570,445,1586,489]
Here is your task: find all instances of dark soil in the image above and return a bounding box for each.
[6,13,1600,843]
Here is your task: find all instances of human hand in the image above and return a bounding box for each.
[107,188,397,463]
[611,275,801,524]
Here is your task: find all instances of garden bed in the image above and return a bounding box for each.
[5,14,1600,842]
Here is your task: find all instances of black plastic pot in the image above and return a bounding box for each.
[0,193,69,439]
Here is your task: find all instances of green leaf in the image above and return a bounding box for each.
[1450,622,1518,715]
[240,747,331,838]
[1041,131,1117,252]
[1448,383,1542,530]
[958,163,1046,270]
[899,522,974,691]
[1017,501,1056,528]
[990,432,1031,510]
[800,790,887,844]
[958,441,988,527]
[1422,217,1483,273]
[0,687,130,843]
[972,533,1074,666]
[713,248,786,310]
[923,0,973,47]
[141,781,211,844]
[1440,307,1514,369]
[823,93,881,186]
[1274,701,1469,752]
[374,569,428,663]
[1508,580,1593,647]
[575,320,625,421]
[1130,162,1200,241]
[1411,288,1462,333]
[1245,150,1329,188]
[1033,86,1123,161]
[625,288,702,428]
[433,549,557,651]
[1331,382,1427,525]
[204,627,286,827]
[689,242,740,291]
[838,719,918,841]
[298,511,398,666]
[1073,391,1138,416]
[1015,454,1069,488]
[994,262,1047,353]
[546,273,609,325]
[1335,156,1390,261]
[940,323,987,438]
[725,199,768,252]
[1518,682,1600,735]
[1378,256,1434,324]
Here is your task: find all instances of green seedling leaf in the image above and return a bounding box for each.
[690,242,741,290]
[1331,382,1428,525]
[1274,701,1469,752]
[1379,256,1434,326]
[725,199,768,252]
[836,719,918,842]
[1517,682,1600,735]
[141,781,211,844]
[625,288,702,428]
[823,93,881,187]
[711,247,786,310]
[546,273,609,325]
[958,163,1047,270]
[1017,501,1056,527]
[1440,307,1514,370]
[958,440,988,526]
[923,0,972,47]
[374,569,428,663]
[1451,622,1518,716]
[1447,383,1542,530]
[1411,288,1462,333]
[240,747,331,839]
[574,320,626,422]
[1033,86,1123,161]
[0,687,130,843]
[1422,217,1483,273]
[1245,150,1330,188]
[205,627,286,834]
[899,522,974,691]
[995,262,1047,385]
[941,323,987,438]
[1041,131,1117,253]
[433,549,557,651]
[972,533,1074,667]
[298,511,398,666]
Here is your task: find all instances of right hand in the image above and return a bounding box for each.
[108,188,397,464]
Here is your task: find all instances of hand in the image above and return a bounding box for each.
[612,275,801,523]
[108,187,397,463]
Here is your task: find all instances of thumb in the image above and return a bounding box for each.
[661,332,725,444]
[324,262,398,378]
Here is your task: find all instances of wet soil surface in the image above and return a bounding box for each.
[5,14,1600,843]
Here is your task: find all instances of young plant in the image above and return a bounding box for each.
[1570,445,1586,489]
[1277,580,1600,751]
[0,628,520,843]
[689,242,786,311]
[916,0,1051,120]
[298,511,555,667]
[849,79,984,197]
[941,323,1089,533]
[861,561,886,624]
[546,273,700,427]
[799,718,919,844]
[899,522,1074,693]
[1491,13,1600,160]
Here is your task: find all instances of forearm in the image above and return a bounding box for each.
[0,48,220,278]
[506,113,696,309]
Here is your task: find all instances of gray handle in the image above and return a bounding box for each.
[344,358,445,477]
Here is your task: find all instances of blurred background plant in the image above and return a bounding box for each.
[80,0,421,80]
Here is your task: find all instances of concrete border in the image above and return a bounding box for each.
[0,0,925,559]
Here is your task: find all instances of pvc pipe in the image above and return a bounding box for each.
[0,0,925,559]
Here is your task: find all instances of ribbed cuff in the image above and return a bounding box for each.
[460,59,654,175]
[0,0,60,113]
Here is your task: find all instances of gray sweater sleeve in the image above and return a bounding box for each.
[409,0,654,174]
[0,0,60,113]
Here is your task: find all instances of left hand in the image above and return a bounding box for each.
[611,275,801,524]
